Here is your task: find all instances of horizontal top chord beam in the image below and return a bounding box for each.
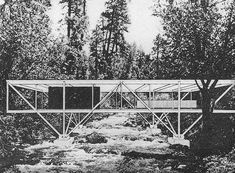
[7,80,234,93]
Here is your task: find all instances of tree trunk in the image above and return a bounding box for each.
[83,0,86,16]
[200,88,213,140]
[67,0,72,38]
[194,79,218,155]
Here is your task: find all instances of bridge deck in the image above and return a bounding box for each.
[7,109,235,114]
[6,79,235,139]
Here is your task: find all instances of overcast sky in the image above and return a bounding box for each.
[87,0,162,53]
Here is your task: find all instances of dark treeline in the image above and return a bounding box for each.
[152,0,235,154]
[0,0,235,163]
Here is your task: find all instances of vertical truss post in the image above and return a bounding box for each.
[152,96,155,126]
[148,84,151,107]
[92,84,94,108]
[68,83,120,135]
[153,90,155,121]
[6,81,9,112]
[149,84,154,125]
[134,90,137,108]
[122,82,176,135]
[63,81,66,137]
[120,82,123,109]
[115,86,118,109]
[41,92,43,109]
[178,80,181,138]
[153,90,155,102]
[82,84,120,124]
[35,85,37,109]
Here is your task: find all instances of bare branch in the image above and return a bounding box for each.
[201,79,206,86]
[195,79,202,90]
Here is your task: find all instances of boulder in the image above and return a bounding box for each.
[85,132,107,144]
[123,119,137,127]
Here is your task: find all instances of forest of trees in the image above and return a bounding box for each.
[152,0,235,153]
[0,0,235,162]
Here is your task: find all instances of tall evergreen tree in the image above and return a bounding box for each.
[0,0,54,113]
[152,0,235,152]
[60,0,89,79]
[90,0,130,79]
[0,0,64,157]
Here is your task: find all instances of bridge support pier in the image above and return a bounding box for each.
[54,136,74,146]
[59,134,69,139]
[168,135,190,147]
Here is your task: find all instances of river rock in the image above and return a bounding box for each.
[85,132,107,144]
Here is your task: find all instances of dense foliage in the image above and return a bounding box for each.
[0,0,85,158]
[0,1,234,171]
[89,0,131,79]
[152,0,235,79]
[60,0,89,78]
[152,0,235,152]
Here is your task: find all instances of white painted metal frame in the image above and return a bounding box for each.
[6,80,235,138]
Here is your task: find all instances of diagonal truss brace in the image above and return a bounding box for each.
[117,92,152,126]
[122,82,177,135]
[65,113,73,135]
[8,83,61,136]
[215,84,234,105]
[65,114,77,127]
[68,83,120,135]
[80,83,121,126]
[181,84,234,137]
[182,114,202,136]
[155,112,177,135]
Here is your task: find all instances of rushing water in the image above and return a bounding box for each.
[1,114,208,173]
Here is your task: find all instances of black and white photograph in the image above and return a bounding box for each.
[0,0,235,172]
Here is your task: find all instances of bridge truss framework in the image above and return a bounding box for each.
[6,80,235,144]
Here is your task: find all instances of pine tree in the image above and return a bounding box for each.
[90,0,130,79]
[60,0,89,79]
[0,0,54,112]
[0,0,61,157]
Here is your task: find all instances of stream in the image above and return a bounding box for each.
[0,114,207,173]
